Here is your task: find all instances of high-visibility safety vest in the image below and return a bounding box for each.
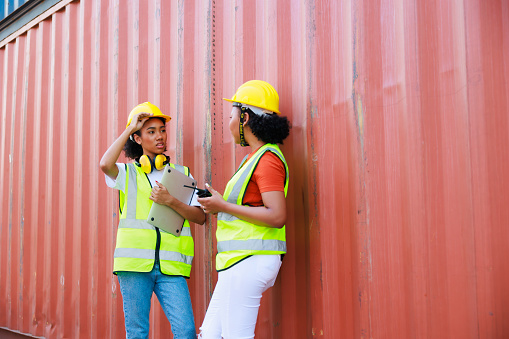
[114,162,194,277]
[216,143,289,271]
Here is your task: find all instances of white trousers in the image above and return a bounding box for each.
[198,255,282,339]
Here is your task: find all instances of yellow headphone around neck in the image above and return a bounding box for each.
[136,154,169,174]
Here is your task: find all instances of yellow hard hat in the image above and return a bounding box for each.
[223,80,280,114]
[126,102,171,128]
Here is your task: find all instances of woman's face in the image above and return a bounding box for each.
[137,117,167,157]
[229,106,241,143]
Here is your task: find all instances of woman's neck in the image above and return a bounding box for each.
[241,126,266,152]
[143,147,167,159]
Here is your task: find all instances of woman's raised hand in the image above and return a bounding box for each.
[128,112,153,133]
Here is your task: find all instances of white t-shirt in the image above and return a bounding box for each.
[104,163,200,206]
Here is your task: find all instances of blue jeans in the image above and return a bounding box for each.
[117,263,196,339]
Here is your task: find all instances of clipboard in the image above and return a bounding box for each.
[147,165,197,236]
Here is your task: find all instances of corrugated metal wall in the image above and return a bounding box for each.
[1,0,508,338]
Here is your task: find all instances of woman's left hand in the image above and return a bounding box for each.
[150,181,173,205]
[197,183,225,215]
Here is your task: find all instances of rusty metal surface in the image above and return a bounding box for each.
[1,0,508,338]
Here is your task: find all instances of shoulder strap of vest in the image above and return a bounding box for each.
[264,145,289,187]
[237,154,250,171]
[169,163,190,176]
[119,163,128,215]
[124,163,139,219]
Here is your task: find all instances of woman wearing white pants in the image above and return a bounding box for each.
[198,80,291,338]
[200,255,282,338]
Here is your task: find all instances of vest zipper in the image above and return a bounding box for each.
[155,228,161,267]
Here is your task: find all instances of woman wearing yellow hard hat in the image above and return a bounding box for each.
[100,102,205,339]
[197,80,291,338]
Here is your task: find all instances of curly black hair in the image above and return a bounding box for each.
[123,117,166,160]
[123,133,144,160]
[245,109,291,144]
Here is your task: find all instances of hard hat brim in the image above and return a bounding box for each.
[157,114,171,122]
[125,114,171,129]
[222,98,280,114]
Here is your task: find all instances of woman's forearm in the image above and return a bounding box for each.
[165,198,206,225]
[100,128,132,179]
[198,187,286,228]
[220,203,286,228]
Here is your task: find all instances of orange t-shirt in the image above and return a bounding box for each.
[241,150,286,207]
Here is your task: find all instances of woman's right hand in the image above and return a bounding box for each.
[197,183,226,215]
[128,112,153,133]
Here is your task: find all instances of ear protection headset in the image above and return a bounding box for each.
[136,154,169,173]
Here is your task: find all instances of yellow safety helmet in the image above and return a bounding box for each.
[126,102,171,128]
[223,80,280,114]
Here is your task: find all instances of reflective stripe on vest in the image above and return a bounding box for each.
[215,144,288,270]
[125,163,138,219]
[217,239,286,252]
[114,248,193,266]
[114,163,194,276]
[118,219,192,237]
